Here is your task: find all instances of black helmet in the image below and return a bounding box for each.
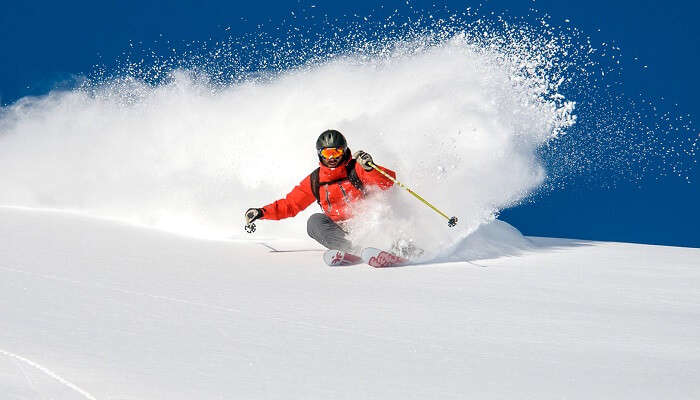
[316,129,350,166]
[316,129,347,151]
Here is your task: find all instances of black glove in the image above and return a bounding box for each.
[245,208,264,225]
[353,150,374,171]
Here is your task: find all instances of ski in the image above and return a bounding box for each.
[324,248,415,267]
[323,249,363,266]
[361,247,410,268]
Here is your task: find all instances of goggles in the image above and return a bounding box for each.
[319,147,345,160]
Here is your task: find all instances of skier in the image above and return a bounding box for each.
[244,129,396,254]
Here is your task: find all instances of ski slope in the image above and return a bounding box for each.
[1,207,699,399]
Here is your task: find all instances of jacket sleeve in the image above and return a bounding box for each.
[355,162,396,190]
[260,175,317,220]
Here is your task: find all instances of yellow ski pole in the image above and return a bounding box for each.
[367,161,458,227]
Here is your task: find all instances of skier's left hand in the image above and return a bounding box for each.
[353,150,374,171]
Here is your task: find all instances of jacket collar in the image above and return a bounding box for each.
[318,157,350,182]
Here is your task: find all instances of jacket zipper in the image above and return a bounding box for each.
[325,185,332,212]
[338,184,351,205]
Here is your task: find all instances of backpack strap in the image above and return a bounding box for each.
[345,159,365,193]
[310,167,321,203]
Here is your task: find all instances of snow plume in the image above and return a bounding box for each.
[0,38,569,256]
[0,8,689,257]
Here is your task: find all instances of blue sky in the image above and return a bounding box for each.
[2,0,698,247]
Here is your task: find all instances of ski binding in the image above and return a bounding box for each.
[361,247,410,268]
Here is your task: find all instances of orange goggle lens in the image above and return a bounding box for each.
[319,147,345,159]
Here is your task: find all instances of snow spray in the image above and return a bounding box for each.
[0,6,694,258]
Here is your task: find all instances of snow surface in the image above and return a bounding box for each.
[1,207,699,399]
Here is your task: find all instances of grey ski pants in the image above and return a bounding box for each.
[307,213,354,252]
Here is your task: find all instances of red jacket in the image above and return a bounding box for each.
[261,158,396,222]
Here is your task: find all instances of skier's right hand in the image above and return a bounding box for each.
[245,208,264,225]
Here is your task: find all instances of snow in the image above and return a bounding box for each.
[1,206,699,399]
[0,37,575,248]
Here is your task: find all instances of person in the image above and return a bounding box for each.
[244,129,396,253]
